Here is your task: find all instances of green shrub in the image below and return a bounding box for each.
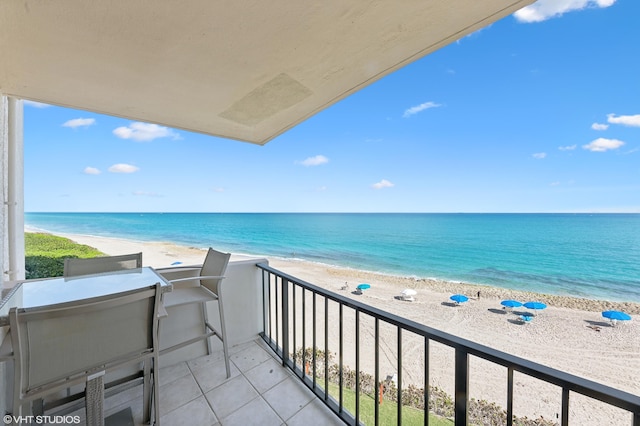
[24,233,104,279]
[295,347,558,426]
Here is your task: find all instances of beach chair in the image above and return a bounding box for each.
[519,315,533,324]
[400,289,416,302]
[161,248,232,378]
[64,252,142,277]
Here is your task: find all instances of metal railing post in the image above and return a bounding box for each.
[561,388,570,426]
[507,367,514,426]
[313,292,317,389]
[454,348,469,426]
[339,303,344,413]
[261,269,268,336]
[355,309,360,425]
[424,337,430,426]
[324,296,329,401]
[374,318,380,426]
[397,327,402,425]
[293,283,297,368]
[281,278,289,368]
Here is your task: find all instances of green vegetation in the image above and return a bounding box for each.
[25,232,104,279]
[317,378,453,426]
[297,348,557,426]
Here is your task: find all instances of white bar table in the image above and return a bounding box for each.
[0,267,172,328]
[0,267,172,425]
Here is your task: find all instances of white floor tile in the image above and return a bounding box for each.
[286,399,345,426]
[161,395,218,426]
[218,397,282,426]
[230,344,272,372]
[244,357,291,394]
[159,372,202,415]
[262,376,315,421]
[204,375,259,420]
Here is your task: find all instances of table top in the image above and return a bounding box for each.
[0,267,171,321]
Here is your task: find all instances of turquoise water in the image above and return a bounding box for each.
[25,213,640,302]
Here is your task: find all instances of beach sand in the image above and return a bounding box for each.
[36,231,640,425]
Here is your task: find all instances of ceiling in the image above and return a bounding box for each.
[0,0,533,145]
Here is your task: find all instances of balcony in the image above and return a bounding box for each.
[1,258,639,425]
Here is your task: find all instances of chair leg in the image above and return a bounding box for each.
[12,401,25,419]
[143,361,151,424]
[201,301,212,355]
[152,354,161,426]
[217,299,231,379]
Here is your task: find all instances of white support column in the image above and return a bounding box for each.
[0,94,8,418]
[0,95,8,287]
[7,97,25,282]
[0,95,25,284]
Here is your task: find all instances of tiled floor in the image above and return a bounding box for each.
[103,339,344,426]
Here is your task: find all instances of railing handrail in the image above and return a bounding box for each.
[257,262,640,415]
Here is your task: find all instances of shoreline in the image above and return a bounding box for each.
[26,228,640,315]
[25,230,640,424]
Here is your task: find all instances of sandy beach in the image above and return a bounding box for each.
[37,231,640,425]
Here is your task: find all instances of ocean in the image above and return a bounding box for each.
[24,213,640,302]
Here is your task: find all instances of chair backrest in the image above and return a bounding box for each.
[63,253,143,277]
[9,283,161,401]
[199,248,231,296]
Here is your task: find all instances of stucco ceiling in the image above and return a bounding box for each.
[0,0,533,145]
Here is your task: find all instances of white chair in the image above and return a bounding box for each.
[9,283,162,426]
[64,253,143,277]
[161,248,231,378]
[399,289,416,302]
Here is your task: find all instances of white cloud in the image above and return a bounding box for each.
[23,100,50,108]
[607,113,640,127]
[108,163,140,173]
[83,167,101,175]
[558,144,577,151]
[582,138,625,152]
[514,0,616,23]
[63,118,96,129]
[113,122,180,142]
[371,179,394,189]
[403,102,441,118]
[591,123,609,131]
[297,155,329,167]
[532,152,547,159]
[211,187,225,193]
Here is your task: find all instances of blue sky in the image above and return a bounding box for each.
[24,0,639,213]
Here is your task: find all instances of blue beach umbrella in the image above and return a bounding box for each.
[501,300,523,309]
[450,294,469,304]
[356,283,371,291]
[602,310,631,322]
[523,301,547,311]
